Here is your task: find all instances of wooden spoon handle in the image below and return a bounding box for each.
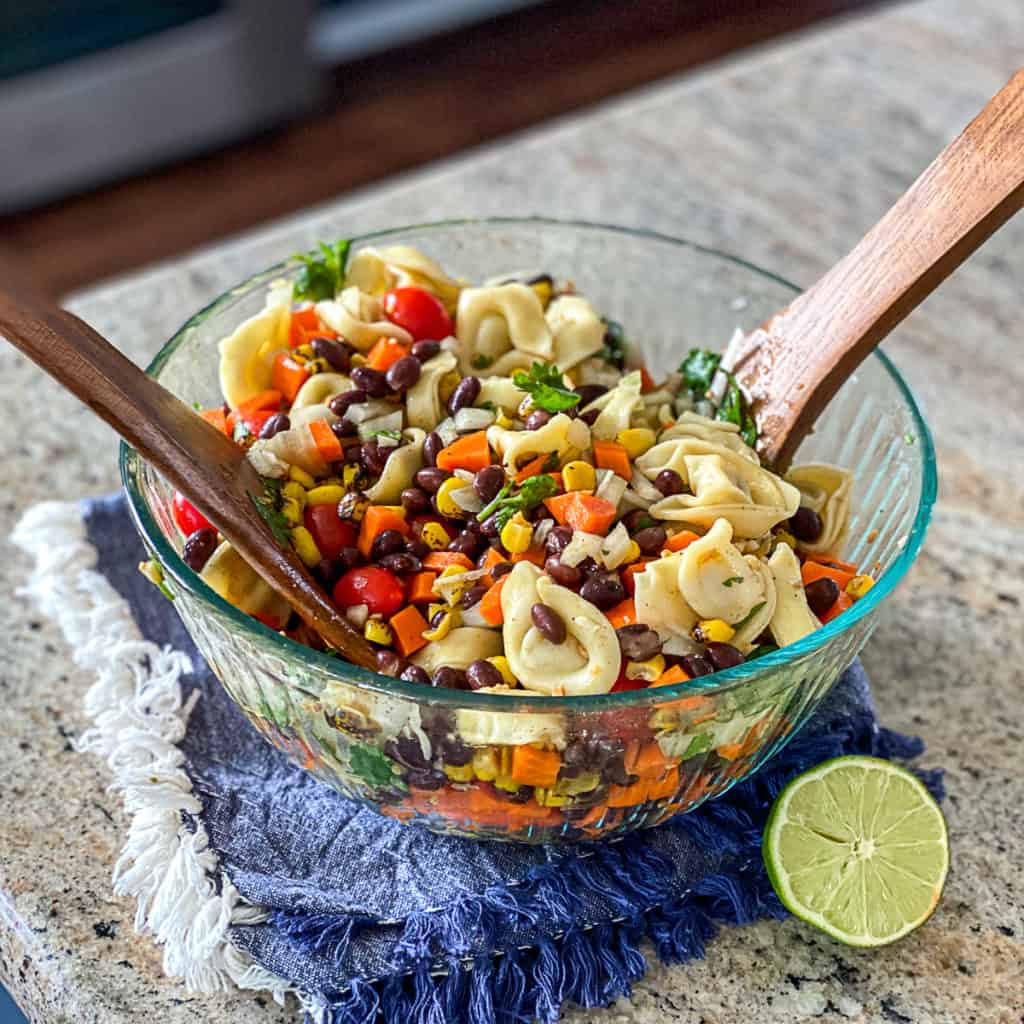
[726,67,1024,468]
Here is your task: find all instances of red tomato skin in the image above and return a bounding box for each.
[304,505,357,561]
[382,287,453,342]
[333,567,404,617]
[173,491,213,535]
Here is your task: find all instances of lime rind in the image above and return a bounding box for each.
[763,755,948,948]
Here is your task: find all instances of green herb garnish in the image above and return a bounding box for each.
[369,429,404,443]
[251,479,291,546]
[599,319,627,369]
[478,474,559,529]
[349,742,398,788]
[678,347,758,449]
[748,643,778,660]
[733,601,766,630]
[293,239,350,302]
[472,354,494,370]
[512,362,581,413]
[679,348,721,397]
[139,558,175,601]
[722,576,744,588]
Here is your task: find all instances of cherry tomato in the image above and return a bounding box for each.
[304,505,357,560]
[173,490,213,535]
[333,566,404,617]
[382,287,453,342]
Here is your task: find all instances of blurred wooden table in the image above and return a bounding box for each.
[2,1,1022,1022]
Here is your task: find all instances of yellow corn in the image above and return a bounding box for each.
[282,498,305,527]
[289,526,322,567]
[306,484,346,506]
[420,521,450,550]
[695,618,735,644]
[292,343,314,363]
[342,464,361,488]
[472,747,499,782]
[530,276,553,307]
[561,460,596,492]
[288,466,316,489]
[616,427,657,459]
[282,481,308,508]
[500,512,533,554]
[499,746,513,776]
[774,529,798,552]
[495,411,515,430]
[621,540,641,566]
[534,787,569,808]
[554,771,601,796]
[435,477,466,518]
[422,609,456,642]
[846,574,876,599]
[625,654,666,682]
[487,655,516,685]
[439,370,461,405]
[349,353,367,368]
[494,774,520,794]
[363,618,393,645]
[444,763,475,783]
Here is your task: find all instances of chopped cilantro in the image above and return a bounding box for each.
[478,473,559,529]
[251,479,291,546]
[293,239,350,302]
[478,400,496,412]
[599,319,627,369]
[369,429,404,443]
[678,347,758,449]
[512,362,581,413]
[679,348,721,397]
[191,400,202,411]
[733,601,766,630]
[748,642,778,660]
[472,354,494,370]
[722,576,744,588]
[349,741,398,788]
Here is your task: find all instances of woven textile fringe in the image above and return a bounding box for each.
[11,501,291,1002]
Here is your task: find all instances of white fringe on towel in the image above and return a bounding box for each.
[12,501,293,1003]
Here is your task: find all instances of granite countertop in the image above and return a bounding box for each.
[2,1,1022,1021]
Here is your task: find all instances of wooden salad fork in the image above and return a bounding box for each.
[0,273,379,669]
[725,67,1024,469]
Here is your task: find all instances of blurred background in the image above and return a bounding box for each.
[0,1,877,1020]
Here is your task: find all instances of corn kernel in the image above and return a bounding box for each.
[495,411,515,430]
[554,771,601,796]
[846,574,876,599]
[498,746,513,776]
[444,763,475,783]
[561,460,596,492]
[616,427,657,458]
[342,464,361,488]
[422,609,455,642]
[622,540,641,565]
[695,618,735,644]
[282,481,308,508]
[420,521,450,550]
[500,512,533,554]
[337,492,369,522]
[486,656,516,685]
[288,466,316,489]
[534,787,569,807]
[289,526,322,567]
[364,617,393,645]
[292,344,314,363]
[349,353,367,368]
[774,529,798,552]
[530,275,553,307]
[439,370,461,404]
[494,774,520,794]
[435,477,466,518]
[306,484,346,506]
[282,498,304,527]
[625,654,666,682]
[472,747,499,782]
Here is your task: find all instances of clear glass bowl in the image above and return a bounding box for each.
[121,219,936,844]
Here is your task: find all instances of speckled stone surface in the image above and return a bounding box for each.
[2,1,1023,1021]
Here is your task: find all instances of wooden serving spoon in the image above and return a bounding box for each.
[725,67,1024,470]
[0,273,379,670]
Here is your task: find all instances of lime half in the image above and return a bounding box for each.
[763,756,948,947]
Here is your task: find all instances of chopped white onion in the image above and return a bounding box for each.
[358,410,404,442]
[345,604,369,628]
[533,517,554,547]
[432,566,491,602]
[459,604,493,629]
[455,407,496,432]
[435,417,459,446]
[453,468,476,483]
[450,485,483,514]
[346,399,399,424]
[560,530,604,568]
[620,487,654,512]
[595,468,628,508]
[630,469,663,502]
[600,522,633,569]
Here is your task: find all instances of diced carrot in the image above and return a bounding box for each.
[466,784,558,829]
[511,546,546,567]
[389,604,429,657]
[288,306,320,348]
[479,576,508,626]
[651,665,690,687]
[366,337,411,372]
[308,420,343,464]
[544,492,617,534]
[605,598,637,629]
[407,571,438,605]
[514,455,547,484]
[622,559,653,594]
[436,431,491,473]
[801,559,855,590]
[645,767,680,802]
[236,389,282,416]
[423,551,474,572]
[481,547,508,572]
[808,555,858,575]
[664,530,701,552]
[820,590,854,624]
[719,719,770,761]
[200,408,230,436]
[510,745,562,789]
[272,352,310,403]
[592,439,632,480]
[626,740,675,778]
[607,778,650,808]
[639,367,657,393]
[357,505,410,558]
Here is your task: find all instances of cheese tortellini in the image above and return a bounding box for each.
[316,286,413,351]
[218,282,292,408]
[365,429,426,504]
[455,284,554,374]
[406,351,458,430]
[785,463,853,555]
[201,541,291,627]
[582,370,644,441]
[767,542,821,646]
[346,245,462,311]
[487,414,590,473]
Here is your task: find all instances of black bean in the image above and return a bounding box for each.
[310,336,350,372]
[404,768,446,790]
[579,408,600,427]
[479,514,501,539]
[258,412,290,439]
[384,734,428,769]
[343,442,363,463]
[423,431,444,467]
[680,654,714,678]
[375,648,405,676]
[544,557,581,588]
[633,525,667,555]
[473,464,506,503]
[399,664,432,687]
[410,339,442,362]
[337,545,363,571]
[449,531,485,558]
[432,666,468,690]
[545,524,574,555]
[616,624,662,661]
[328,389,367,418]
[429,608,447,628]
[440,736,474,765]
[602,755,636,788]
[371,529,408,560]
[460,584,489,609]
[183,528,217,571]
[386,355,421,392]
[489,559,514,579]
[654,469,685,497]
[414,467,450,493]
[531,602,567,644]
[577,557,603,577]
[466,659,503,690]
[406,537,431,560]
[361,441,392,476]
[573,384,608,406]
[448,376,481,415]
[379,552,422,575]
[525,409,552,430]
[401,486,432,517]
[705,642,746,671]
[312,558,341,589]
[580,572,626,611]
[805,577,840,617]
[331,417,358,439]
[622,509,656,533]
[789,506,823,543]
[350,365,390,398]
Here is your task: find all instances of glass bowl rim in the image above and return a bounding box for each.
[120,215,937,711]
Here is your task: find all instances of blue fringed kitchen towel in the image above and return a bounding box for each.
[27,495,943,1023]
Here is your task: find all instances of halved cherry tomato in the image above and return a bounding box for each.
[304,505,357,561]
[173,491,213,535]
[382,287,453,342]
[333,566,404,617]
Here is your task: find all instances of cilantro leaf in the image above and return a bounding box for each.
[733,600,767,631]
[472,354,494,370]
[478,474,559,529]
[293,239,350,302]
[679,348,721,397]
[718,369,759,448]
[722,576,744,588]
[251,479,291,546]
[349,741,398,788]
[512,362,581,413]
[678,348,758,449]
[599,319,627,369]
[369,429,403,443]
